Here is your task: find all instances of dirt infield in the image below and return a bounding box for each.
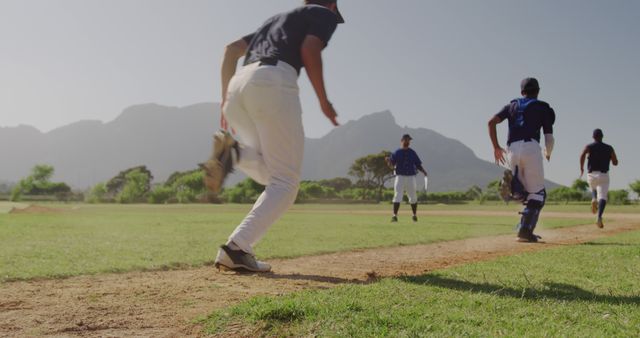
[1,212,639,337]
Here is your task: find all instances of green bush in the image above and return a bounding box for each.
[225,188,247,203]
[381,189,394,202]
[337,189,356,200]
[426,191,469,204]
[608,189,630,205]
[317,177,352,192]
[148,186,174,204]
[629,180,640,201]
[10,185,22,202]
[548,187,584,204]
[300,182,325,199]
[116,169,151,204]
[176,187,198,203]
[220,178,265,203]
[172,170,205,192]
[86,183,109,203]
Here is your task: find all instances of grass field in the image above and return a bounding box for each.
[204,230,640,337]
[1,202,639,337]
[0,203,592,282]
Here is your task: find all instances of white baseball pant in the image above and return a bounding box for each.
[587,171,610,201]
[223,61,304,254]
[507,140,545,202]
[393,175,417,204]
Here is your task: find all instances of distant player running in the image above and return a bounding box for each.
[488,78,556,242]
[386,134,428,222]
[579,128,618,228]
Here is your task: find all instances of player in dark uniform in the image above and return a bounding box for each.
[579,129,619,228]
[488,78,556,242]
[386,134,428,222]
[207,0,345,272]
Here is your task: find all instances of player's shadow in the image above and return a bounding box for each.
[263,273,366,285]
[580,242,639,247]
[398,274,640,305]
[231,271,366,285]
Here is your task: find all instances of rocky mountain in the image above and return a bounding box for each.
[0,104,558,192]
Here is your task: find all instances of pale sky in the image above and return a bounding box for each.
[1,0,638,189]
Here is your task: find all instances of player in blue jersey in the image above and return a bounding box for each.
[205,0,345,272]
[488,78,556,242]
[386,134,428,222]
[579,129,618,228]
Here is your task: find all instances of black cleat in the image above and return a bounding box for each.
[214,245,271,272]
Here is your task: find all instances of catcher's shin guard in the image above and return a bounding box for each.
[518,199,544,232]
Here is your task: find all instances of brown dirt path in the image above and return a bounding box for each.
[1,213,639,337]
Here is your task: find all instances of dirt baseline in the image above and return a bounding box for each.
[1,213,639,337]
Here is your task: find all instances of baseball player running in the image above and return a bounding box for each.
[386,134,428,222]
[579,128,619,228]
[488,78,556,242]
[204,0,344,272]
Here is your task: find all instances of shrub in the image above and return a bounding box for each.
[220,178,265,203]
[608,189,630,205]
[86,183,108,203]
[426,191,469,204]
[148,186,174,204]
[317,177,352,192]
[116,169,151,203]
[548,187,584,204]
[300,182,325,199]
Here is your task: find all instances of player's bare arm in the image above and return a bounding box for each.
[543,134,554,161]
[488,115,506,165]
[301,35,339,126]
[417,165,428,177]
[611,149,619,166]
[579,146,589,177]
[220,38,248,129]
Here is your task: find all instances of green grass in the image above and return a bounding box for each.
[204,231,640,337]
[0,203,591,282]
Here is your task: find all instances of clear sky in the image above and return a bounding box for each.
[1,0,638,188]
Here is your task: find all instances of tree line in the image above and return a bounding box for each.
[5,152,640,205]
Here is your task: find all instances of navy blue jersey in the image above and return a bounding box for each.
[587,142,614,173]
[496,98,556,145]
[390,148,422,176]
[242,5,338,74]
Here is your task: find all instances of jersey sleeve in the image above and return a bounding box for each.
[495,105,510,122]
[542,105,555,134]
[389,150,398,165]
[242,33,255,45]
[412,150,422,166]
[305,6,338,46]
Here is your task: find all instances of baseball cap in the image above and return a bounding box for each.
[521,77,540,92]
[401,134,412,140]
[306,0,345,23]
[593,128,603,138]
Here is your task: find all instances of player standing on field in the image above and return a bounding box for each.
[488,78,556,242]
[579,129,619,228]
[204,0,345,272]
[386,134,428,222]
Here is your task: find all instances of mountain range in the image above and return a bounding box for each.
[0,103,559,192]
